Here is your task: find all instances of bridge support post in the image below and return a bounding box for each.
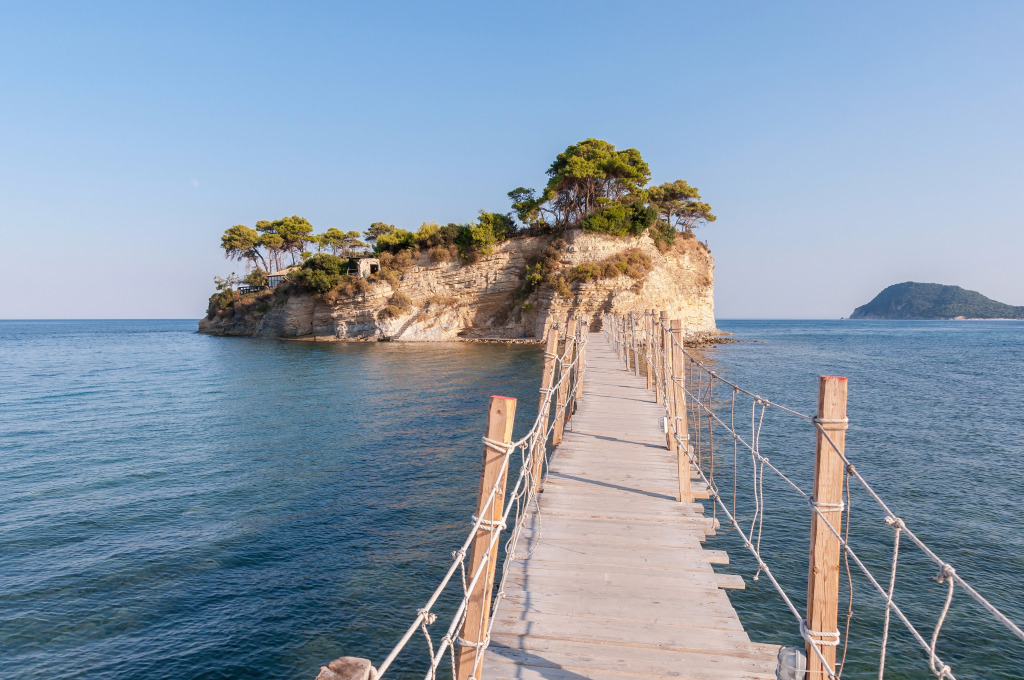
[569,319,588,422]
[457,395,517,680]
[645,310,655,390]
[659,311,671,405]
[670,320,691,503]
[805,376,848,678]
[553,318,577,446]
[531,328,560,492]
[626,311,634,376]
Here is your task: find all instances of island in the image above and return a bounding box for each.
[850,282,1024,320]
[199,139,721,341]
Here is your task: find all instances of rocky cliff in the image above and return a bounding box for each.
[199,230,717,341]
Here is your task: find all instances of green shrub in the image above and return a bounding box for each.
[292,253,351,293]
[581,202,657,237]
[374,228,417,254]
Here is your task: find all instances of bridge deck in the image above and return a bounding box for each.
[484,337,781,680]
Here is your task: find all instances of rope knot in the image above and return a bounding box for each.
[935,564,956,583]
[846,463,856,475]
[457,635,490,650]
[884,515,905,531]
[418,608,437,625]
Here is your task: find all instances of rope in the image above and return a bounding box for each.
[632,314,1023,680]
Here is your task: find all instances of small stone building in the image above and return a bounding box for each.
[356,258,380,278]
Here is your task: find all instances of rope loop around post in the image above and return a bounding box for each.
[813,416,850,431]
[800,619,841,647]
[479,438,512,454]
[470,515,507,531]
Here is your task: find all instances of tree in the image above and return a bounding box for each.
[256,215,315,266]
[508,139,652,229]
[364,222,396,244]
[221,225,268,271]
[258,232,285,272]
[647,180,716,233]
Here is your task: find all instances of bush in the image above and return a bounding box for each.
[389,292,411,309]
[378,304,403,320]
[292,253,351,293]
[649,218,677,252]
[374,228,417,254]
[581,202,657,237]
[427,245,454,263]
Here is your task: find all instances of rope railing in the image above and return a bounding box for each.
[605,310,1024,680]
[364,320,589,680]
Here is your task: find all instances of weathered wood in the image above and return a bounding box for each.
[531,329,559,492]
[552,318,578,446]
[805,375,848,677]
[458,395,517,680]
[569,320,588,421]
[659,311,670,411]
[644,310,654,390]
[672,319,692,503]
[484,335,778,680]
[654,312,665,405]
[316,657,375,680]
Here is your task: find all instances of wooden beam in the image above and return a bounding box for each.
[552,318,578,446]
[805,376,848,678]
[457,395,518,680]
[671,320,691,503]
[532,329,560,492]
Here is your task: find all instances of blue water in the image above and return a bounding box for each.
[1,321,541,680]
[705,320,1024,680]
[2,319,1022,679]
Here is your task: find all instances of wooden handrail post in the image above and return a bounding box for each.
[457,395,517,680]
[645,310,654,390]
[670,320,691,503]
[654,312,664,405]
[626,311,634,376]
[552,318,577,446]
[805,376,848,678]
[531,328,560,492]
[569,320,588,420]
[659,311,670,404]
[665,320,677,454]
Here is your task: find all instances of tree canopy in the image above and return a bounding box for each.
[508,138,714,239]
[648,180,716,232]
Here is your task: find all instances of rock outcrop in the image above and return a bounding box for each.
[199,230,717,341]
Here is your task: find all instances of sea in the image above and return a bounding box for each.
[1,319,1022,680]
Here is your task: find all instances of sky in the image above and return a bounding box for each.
[1,1,1022,319]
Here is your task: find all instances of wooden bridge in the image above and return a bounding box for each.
[317,313,1024,680]
[481,337,781,680]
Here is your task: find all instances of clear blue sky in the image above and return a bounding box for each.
[2,1,1022,319]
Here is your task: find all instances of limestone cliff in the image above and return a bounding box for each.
[199,231,717,341]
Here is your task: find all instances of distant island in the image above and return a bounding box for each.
[850,282,1024,320]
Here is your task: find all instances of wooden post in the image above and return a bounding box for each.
[658,311,670,404]
[805,376,848,678]
[552,318,577,446]
[626,313,634,376]
[569,320,587,421]
[645,310,654,390]
[665,321,678,454]
[670,321,691,503]
[531,328,560,492]
[654,312,664,405]
[457,395,517,680]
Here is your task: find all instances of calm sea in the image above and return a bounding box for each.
[1,319,1022,679]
